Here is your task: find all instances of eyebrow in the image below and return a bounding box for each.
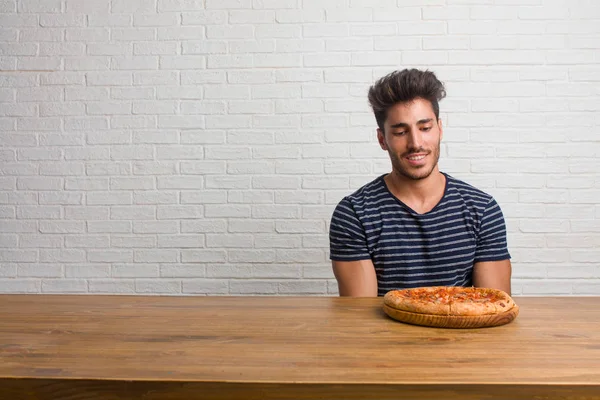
[390,118,434,128]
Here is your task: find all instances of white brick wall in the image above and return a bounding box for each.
[0,1,599,296]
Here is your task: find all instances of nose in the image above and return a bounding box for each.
[406,129,422,150]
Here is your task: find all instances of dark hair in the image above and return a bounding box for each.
[368,69,446,131]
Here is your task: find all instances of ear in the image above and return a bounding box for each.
[437,118,443,141]
[377,128,388,151]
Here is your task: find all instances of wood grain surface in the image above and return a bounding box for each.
[1,295,599,400]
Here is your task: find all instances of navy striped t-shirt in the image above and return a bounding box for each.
[329,173,511,297]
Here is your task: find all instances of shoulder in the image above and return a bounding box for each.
[334,174,388,211]
[444,173,497,210]
[345,174,389,206]
[331,175,389,227]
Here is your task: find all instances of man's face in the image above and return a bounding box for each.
[377,98,443,181]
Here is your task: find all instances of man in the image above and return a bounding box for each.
[329,68,512,297]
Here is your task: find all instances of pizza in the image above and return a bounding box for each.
[383,286,519,328]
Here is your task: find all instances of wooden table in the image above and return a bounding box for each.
[1,295,599,400]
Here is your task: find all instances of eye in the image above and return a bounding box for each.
[422,126,432,132]
[393,131,407,136]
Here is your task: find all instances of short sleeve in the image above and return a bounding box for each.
[329,197,371,261]
[474,197,511,263]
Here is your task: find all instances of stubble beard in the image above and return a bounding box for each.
[389,139,441,181]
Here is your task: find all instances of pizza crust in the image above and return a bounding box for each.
[384,286,516,317]
[384,287,452,316]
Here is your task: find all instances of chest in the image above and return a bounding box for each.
[364,206,479,258]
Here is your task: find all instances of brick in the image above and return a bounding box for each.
[17,57,61,71]
[87,131,131,145]
[65,235,110,248]
[112,56,158,70]
[227,161,274,174]
[65,177,109,190]
[157,205,203,219]
[17,177,62,190]
[230,10,275,23]
[206,176,250,189]
[204,204,250,218]
[18,264,63,278]
[159,115,205,129]
[2,221,36,233]
[157,176,204,190]
[228,219,273,233]
[181,250,226,263]
[0,177,16,190]
[206,234,253,248]
[112,0,156,13]
[40,103,85,117]
[66,28,110,42]
[111,145,154,160]
[276,9,323,23]
[230,280,277,295]
[65,265,111,278]
[182,11,226,25]
[0,234,17,248]
[183,279,228,294]
[158,235,204,248]
[87,221,132,233]
[134,250,177,263]
[87,72,132,86]
[40,249,86,263]
[66,0,110,12]
[134,42,178,55]
[254,234,301,248]
[17,206,60,219]
[116,117,158,130]
[305,53,351,67]
[42,279,88,293]
[110,177,154,190]
[87,192,132,205]
[181,219,227,233]
[65,57,110,71]
[88,250,132,263]
[275,190,322,204]
[159,0,204,10]
[88,14,131,27]
[228,190,273,204]
[279,280,327,294]
[110,206,155,220]
[253,176,300,189]
[181,190,226,204]
[135,13,179,26]
[133,100,176,115]
[65,207,109,220]
[134,191,178,205]
[0,205,15,218]
[183,130,225,145]
[206,265,253,278]
[40,42,85,56]
[252,205,298,219]
[113,264,159,278]
[112,235,156,248]
[182,41,228,54]
[133,221,177,234]
[89,280,135,293]
[133,161,177,175]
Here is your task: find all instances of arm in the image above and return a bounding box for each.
[473,259,512,295]
[332,259,378,297]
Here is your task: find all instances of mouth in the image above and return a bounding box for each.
[404,153,428,166]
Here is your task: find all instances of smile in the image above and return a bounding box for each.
[406,154,426,161]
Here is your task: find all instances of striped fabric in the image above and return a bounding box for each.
[329,173,511,297]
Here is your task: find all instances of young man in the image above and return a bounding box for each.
[329,69,512,297]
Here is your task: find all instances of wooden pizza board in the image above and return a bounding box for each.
[383,303,519,329]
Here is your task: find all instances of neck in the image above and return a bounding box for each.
[384,168,445,204]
